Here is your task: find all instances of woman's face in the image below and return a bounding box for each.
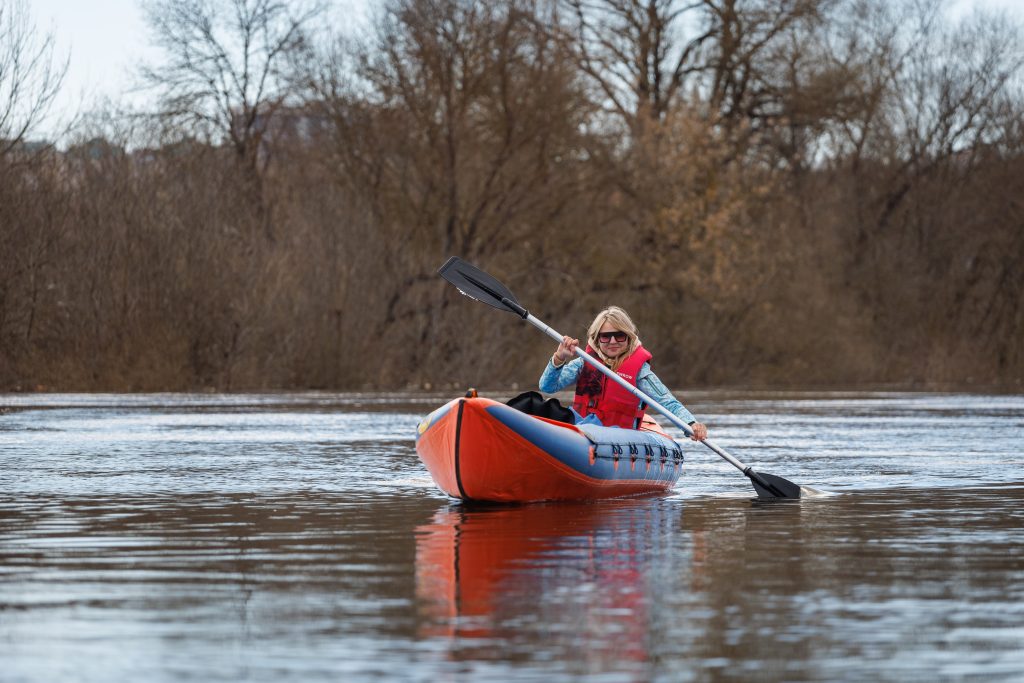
[597,322,629,359]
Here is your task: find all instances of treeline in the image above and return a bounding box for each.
[1,0,1022,392]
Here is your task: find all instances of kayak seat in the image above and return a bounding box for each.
[505,390,576,425]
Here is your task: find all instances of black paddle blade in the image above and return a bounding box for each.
[748,470,802,499]
[437,257,528,318]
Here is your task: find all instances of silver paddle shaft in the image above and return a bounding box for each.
[527,313,751,475]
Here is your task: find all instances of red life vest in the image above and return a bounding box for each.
[572,344,653,429]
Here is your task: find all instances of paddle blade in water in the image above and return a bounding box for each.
[437,257,528,317]
[749,471,802,499]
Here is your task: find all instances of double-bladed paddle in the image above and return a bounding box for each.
[437,256,802,499]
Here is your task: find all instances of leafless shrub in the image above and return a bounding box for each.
[0,0,67,156]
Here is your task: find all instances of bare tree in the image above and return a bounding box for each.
[140,0,323,173]
[0,0,69,381]
[825,2,1024,262]
[304,0,603,384]
[561,0,714,136]
[0,0,67,155]
[560,0,825,137]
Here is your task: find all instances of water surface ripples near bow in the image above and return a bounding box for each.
[1,391,1021,681]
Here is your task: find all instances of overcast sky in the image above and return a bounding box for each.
[30,0,155,133]
[26,0,1024,142]
[28,0,367,140]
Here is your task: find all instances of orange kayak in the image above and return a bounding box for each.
[415,395,684,503]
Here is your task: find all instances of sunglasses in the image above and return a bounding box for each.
[597,331,628,343]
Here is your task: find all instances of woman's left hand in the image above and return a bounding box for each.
[689,422,708,441]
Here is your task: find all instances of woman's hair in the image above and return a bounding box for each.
[587,306,640,371]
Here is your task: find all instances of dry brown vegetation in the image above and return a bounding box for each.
[1,0,1022,392]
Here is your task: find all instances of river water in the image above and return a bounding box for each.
[1,391,1022,682]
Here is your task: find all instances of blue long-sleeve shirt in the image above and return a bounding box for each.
[539,357,697,425]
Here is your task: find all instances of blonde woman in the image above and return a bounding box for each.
[539,306,708,440]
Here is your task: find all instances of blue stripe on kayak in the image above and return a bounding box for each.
[415,401,454,441]
[485,404,681,483]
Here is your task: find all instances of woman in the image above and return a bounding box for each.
[539,306,708,440]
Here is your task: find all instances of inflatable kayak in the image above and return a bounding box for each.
[415,394,684,503]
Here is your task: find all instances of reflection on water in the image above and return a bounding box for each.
[1,391,1023,681]
[0,492,441,682]
[413,489,1024,682]
[415,499,676,674]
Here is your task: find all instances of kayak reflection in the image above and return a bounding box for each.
[414,498,683,667]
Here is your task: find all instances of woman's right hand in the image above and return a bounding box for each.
[553,335,579,365]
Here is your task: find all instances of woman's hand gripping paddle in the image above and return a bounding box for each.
[437,257,802,499]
